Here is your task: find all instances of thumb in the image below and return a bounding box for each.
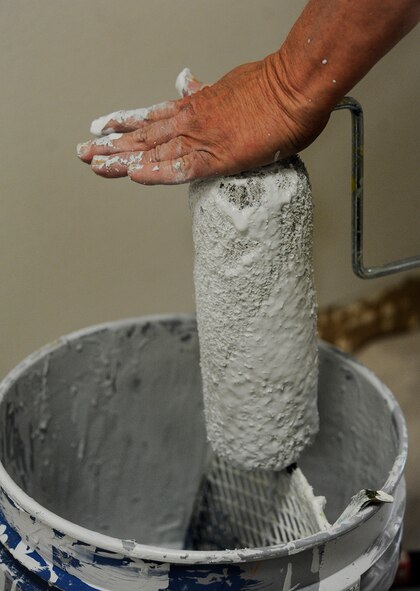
[175,68,206,97]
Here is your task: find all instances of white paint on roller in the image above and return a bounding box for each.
[190,158,319,470]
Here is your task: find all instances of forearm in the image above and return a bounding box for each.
[271,0,420,113]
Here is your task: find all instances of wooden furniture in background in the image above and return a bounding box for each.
[318,275,420,353]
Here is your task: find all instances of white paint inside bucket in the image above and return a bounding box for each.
[0,318,207,549]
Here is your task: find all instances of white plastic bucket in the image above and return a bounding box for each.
[0,315,407,590]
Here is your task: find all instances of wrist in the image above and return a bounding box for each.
[267,45,341,116]
[262,51,333,153]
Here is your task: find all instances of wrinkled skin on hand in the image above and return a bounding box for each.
[77,55,330,185]
[77,0,420,186]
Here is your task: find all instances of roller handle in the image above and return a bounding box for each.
[334,97,420,279]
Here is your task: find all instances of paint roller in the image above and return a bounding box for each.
[186,158,327,550]
[190,158,318,471]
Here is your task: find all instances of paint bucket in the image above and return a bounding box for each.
[0,315,407,590]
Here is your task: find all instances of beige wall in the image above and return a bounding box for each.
[1,1,419,377]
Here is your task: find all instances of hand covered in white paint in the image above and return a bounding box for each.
[76,58,330,185]
[77,0,419,186]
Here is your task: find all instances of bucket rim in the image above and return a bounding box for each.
[0,314,408,565]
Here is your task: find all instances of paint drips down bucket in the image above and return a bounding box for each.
[0,315,407,590]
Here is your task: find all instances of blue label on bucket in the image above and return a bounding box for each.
[0,501,99,591]
[0,545,50,590]
[168,563,263,590]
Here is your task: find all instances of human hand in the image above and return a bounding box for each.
[76,55,331,185]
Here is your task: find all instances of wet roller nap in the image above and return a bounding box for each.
[187,158,327,551]
[189,157,318,471]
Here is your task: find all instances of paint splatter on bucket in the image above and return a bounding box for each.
[0,316,407,590]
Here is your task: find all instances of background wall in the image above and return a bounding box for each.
[1,0,419,378]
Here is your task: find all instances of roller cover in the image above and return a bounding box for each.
[189,157,319,470]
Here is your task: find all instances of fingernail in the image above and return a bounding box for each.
[77,142,90,157]
[91,155,109,170]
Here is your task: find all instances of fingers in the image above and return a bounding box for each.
[175,68,205,97]
[88,67,204,137]
[91,137,192,178]
[127,152,213,185]
[77,118,179,164]
[89,101,181,136]
[78,68,210,184]
[91,151,144,178]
